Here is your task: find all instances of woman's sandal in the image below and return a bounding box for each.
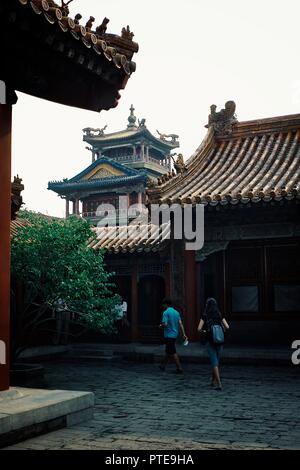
[214,385,223,391]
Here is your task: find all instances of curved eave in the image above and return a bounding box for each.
[157,191,300,207]
[48,174,148,194]
[0,0,137,111]
[84,128,179,151]
[88,223,171,254]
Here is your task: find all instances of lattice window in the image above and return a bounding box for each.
[227,246,263,281]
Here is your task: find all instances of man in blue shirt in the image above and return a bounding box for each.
[159,298,187,373]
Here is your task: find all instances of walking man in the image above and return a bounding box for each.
[52,297,71,345]
[159,298,188,374]
[115,298,129,342]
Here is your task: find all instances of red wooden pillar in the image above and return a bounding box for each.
[184,249,198,341]
[131,264,139,340]
[0,105,12,391]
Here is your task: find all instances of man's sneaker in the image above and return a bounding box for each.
[159,364,165,371]
[175,369,183,374]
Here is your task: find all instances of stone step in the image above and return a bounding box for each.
[0,387,94,448]
[70,348,113,357]
[66,354,118,363]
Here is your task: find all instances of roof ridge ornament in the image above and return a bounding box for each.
[83,125,107,136]
[138,118,146,128]
[58,0,74,16]
[96,17,110,37]
[85,16,95,31]
[205,100,238,135]
[156,130,179,145]
[170,153,187,175]
[127,104,137,129]
[11,175,25,221]
[121,25,134,41]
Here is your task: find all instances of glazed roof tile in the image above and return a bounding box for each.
[48,157,148,194]
[89,223,170,254]
[149,113,300,206]
[1,0,138,110]
[15,0,137,75]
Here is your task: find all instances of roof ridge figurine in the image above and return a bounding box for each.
[74,13,82,25]
[156,130,179,144]
[85,16,95,31]
[96,17,110,37]
[138,118,146,128]
[170,153,187,175]
[57,0,74,16]
[205,100,238,135]
[83,126,107,137]
[121,25,134,41]
[11,175,24,220]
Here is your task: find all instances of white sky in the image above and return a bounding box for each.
[12,0,300,217]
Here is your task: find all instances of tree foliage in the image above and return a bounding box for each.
[11,211,119,334]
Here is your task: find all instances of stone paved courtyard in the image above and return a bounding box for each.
[4,361,300,450]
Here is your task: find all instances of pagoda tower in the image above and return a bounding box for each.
[48,106,179,224]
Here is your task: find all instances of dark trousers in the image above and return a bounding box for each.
[53,311,71,345]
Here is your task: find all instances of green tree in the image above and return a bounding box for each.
[11,211,119,355]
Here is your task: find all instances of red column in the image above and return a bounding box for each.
[0,105,12,391]
[184,250,198,341]
[131,265,139,340]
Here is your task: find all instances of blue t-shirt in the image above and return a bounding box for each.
[162,307,181,338]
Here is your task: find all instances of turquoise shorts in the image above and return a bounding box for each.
[206,342,223,367]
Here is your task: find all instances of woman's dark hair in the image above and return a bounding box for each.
[203,297,221,320]
[163,298,173,307]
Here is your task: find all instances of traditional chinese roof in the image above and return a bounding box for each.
[84,127,178,153]
[83,105,179,151]
[148,110,300,207]
[0,0,138,110]
[48,156,148,195]
[88,223,170,254]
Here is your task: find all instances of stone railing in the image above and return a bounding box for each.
[113,154,170,169]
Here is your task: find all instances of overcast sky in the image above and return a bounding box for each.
[12,0,300,217]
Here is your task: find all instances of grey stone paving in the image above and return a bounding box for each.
[4,361,300,450]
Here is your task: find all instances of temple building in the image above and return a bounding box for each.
[88,102,300,346]
[48,106,179,223]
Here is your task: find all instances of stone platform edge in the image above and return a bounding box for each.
[0,387,94,448]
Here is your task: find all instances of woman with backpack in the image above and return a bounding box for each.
[197,298,229,391]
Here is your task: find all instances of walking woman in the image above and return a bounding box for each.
[197,298,229,390]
